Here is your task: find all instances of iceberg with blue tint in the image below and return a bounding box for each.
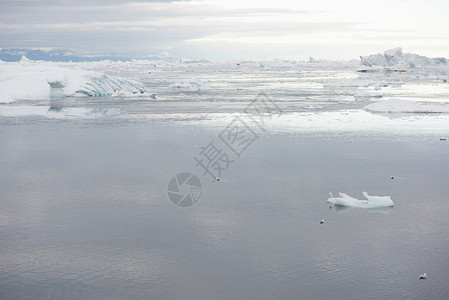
[328,192,394,208]
[0,57,147,102]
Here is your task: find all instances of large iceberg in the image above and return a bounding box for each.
[0,57,147,102]
[328,192,394,208]
[360,47,447,69]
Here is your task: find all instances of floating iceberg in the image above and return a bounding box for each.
[0,58,147,102]
[364,99,449,114]
[327,192,394,208]
[360,47,447,70]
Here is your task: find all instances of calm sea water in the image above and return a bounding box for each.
[1,121,448,300]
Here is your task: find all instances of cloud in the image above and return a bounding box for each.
[1,0,448,60]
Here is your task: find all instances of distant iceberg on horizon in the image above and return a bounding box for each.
[359,47,447,70]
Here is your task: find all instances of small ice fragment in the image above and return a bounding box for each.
[419,273,427,280]
[320,218,324,224]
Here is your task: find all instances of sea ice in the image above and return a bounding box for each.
[327,192,394,208]
[364,99,449,113]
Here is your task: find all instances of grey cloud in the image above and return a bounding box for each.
[0,3,311,25]
[0,0,189,7]
[0,24,214,53]
[0,0,338,54]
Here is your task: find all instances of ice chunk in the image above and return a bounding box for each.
[327,192,394,208]
[0,94,14,103]
[364,99,449,113]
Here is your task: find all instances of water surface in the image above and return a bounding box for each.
[1,122,448,300]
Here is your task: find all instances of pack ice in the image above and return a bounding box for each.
[328,192,394,208]
[0,56,146,102]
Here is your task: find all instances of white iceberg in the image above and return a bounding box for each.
[0,59,146,101]
[360,47,447,69]
[364,99,449,113]
[327,192,394,208]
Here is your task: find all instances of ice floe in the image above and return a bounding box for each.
[327,192,394,208]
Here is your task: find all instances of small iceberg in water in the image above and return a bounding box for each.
[327,192,394,208]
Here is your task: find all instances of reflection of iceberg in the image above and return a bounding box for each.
[0,105,117,119]
[327,192,394,208]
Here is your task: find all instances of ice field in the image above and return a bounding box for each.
[1,48,449,135]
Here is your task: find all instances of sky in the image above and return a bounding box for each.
[1,0,448,60]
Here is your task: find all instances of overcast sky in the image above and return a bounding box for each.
[1,0,448,60]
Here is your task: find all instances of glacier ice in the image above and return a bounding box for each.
[327,192,394,208]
